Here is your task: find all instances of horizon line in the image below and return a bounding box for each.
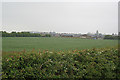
[1,30,118,35]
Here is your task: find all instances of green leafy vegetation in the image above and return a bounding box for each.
[2,37,119,79]
[104,35,119,40]
[0,57,2,80]
[2,31,51,37]
[2,47,119,79]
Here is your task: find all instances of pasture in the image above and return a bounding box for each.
[2,37,118,52]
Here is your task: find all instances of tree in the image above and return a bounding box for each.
[104,35,118,40]
[2,31,45,37]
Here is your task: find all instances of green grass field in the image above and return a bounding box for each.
[2,37,118,52]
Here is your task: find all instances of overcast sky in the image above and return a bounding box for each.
[2,2,118,34]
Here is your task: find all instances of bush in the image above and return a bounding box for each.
[2,47,119,79]
[104,35,118,40]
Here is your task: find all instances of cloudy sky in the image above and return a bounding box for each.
[2,1,118,34]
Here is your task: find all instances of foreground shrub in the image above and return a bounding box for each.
[2,47,120,79]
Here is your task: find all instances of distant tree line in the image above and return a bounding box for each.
[104,35,119,40]
[2,31,51,37]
